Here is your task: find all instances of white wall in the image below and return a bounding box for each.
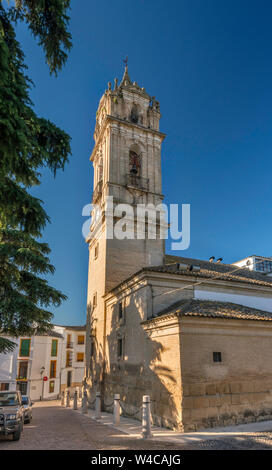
[29,335,61,401]
[0,326,86,399]
[57,328,86,390]
[195,288,272,313]
[232,258,254,271]
[0,339,19,391]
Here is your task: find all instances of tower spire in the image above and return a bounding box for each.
[120,56,132,86]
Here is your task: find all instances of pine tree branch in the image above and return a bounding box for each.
[0,336,17,354]
[7,0,72,75]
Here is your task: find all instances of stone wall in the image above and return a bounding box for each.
[180,316,272,431]
[182,378,272,431]
[85,72,165,387]
[94,272,272,433]
[103,282,186,430]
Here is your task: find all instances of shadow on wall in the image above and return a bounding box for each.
[85,303,103,394]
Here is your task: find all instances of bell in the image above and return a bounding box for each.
[130,164,138,175]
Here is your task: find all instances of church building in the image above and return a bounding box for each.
[85,66,272,431]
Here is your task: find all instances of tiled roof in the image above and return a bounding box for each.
[54,325,86,331]
[146,255,272,288]
[109,255,272,294]
[38,330,64,339]
[152,299,272,322]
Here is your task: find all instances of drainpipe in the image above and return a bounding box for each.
[27,336,34,398]
[147,284,154,319]
[101,298,107,408]
[40,366,45,401]
[58,334,65,398]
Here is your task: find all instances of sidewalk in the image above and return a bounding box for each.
[70,404,272,445]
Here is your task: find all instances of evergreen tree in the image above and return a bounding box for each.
[0,1,72,352]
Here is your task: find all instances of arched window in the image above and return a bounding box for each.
[98,157,103,182]
[129,149,141,176]
[130,104,139,124]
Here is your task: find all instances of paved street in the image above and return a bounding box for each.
[0,400,185,450]
[1,400,272,450]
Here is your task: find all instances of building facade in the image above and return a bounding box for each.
[0,325,86,400]
[0,338,18,391]
[55,325,86,393]
[233,255,272,277]
[102,256,272,431]
[86,64,166,388]
[85,67,272,431]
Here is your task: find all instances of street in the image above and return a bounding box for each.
[1,400,272,450]
[0,400,184,450]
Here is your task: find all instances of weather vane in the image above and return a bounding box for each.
[123,56,128,67]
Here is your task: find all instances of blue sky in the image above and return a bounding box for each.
[13,0,272,325]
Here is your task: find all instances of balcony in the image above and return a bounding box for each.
[66,342,73,349]
[92,180,102,204]
[66,360,73,368]
[126,174,149,191]
[17,361,28,381]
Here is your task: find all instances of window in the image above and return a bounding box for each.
[66,334,72,348]
[0,383,9,391]
[94,243,99,260]
[0,392,20,406]
[77,335,85,345]
[66,351,72,367]
[51,339,58,357]
[118,302,123,320]
[50,360,57,378]
[49,381,55,393]
[77,352,84,362]
[255,258,272,273]
[18,382,27,395]
[98,157,103,182]
[130,104,139,124]
[117,338,123,359]
[93,293,97,309]
[129,150,141,176]
[67,371,72,387]
[213,352,222,363]
[90,340,95,358]
[19,339,30,357]
[18,361,28,380]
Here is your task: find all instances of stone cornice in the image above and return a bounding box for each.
[90,114,166,161]
[143,270,272,293]
[141,312,179,329]
[141,311,272,332]
[104,268,272,301]
[105,181,165,199]
[104,272,148,302]
[181,316,272,331]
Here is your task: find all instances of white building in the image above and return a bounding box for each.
[0,338,19,391]
[233,255,272,277]
[0,325,86,400]
[54,325,86,393]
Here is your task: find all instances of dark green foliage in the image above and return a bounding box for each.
[8,0,72,75]
[0,1,72,352]
[0,336,16,354]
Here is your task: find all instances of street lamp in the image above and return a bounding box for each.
[40,366,45,401]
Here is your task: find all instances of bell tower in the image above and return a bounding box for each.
[85,65,166,380]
